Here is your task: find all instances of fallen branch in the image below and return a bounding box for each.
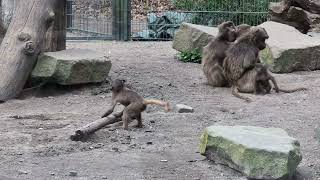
[70,111,123,141]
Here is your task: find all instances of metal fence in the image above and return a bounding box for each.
[66,0,280,41]
[66,0,113,40]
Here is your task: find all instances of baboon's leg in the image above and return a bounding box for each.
[135,113,143,128]
[121,112,129,130]
[232,85,252,102]
[269,76,280,93]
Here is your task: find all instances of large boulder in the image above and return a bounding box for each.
[172,22,218,52]
[268,1,320,33]
[31,49,111,85]
[259,21,320,73]
[200,125,302,179]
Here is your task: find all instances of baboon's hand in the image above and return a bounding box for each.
[101,110,113,118]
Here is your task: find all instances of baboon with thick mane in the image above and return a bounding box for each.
[223,26,269,101]
[101,79,170,130]
[202,21,237,87]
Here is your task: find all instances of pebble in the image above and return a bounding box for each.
[18,170,28,175]
[69,171,78,177]
[176,104,194,113]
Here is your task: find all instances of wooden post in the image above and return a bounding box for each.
[112,0,131,41]
[0,0,62,101]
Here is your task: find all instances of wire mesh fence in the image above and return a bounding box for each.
[66,0,113,40]
[66,0,281,41]
[131,0,281,40]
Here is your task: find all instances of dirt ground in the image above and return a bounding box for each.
[0,41,319,180]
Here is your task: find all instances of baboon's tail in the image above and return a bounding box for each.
[143,99,171,112]
[278,87,307,93]
[231,86,252,103]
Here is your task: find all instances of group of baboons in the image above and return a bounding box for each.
[102,21,306,130]
[202,21,306,102]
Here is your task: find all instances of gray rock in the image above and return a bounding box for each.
[200,126,302,179]
[172,22,218,53]
[176,104,194,113]
[259,21,320,73]
[31,49,111,85]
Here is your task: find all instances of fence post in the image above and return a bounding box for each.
[112,0,131,41]
[66,0,73,29]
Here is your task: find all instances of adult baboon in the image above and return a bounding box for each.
[101,79,170,130]
[202,21,237,87]
[223,26,269,101]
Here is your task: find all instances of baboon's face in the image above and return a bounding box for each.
[255,65,270,81]
[252,27,269,50]
[111,79,125,92]
[226,27,237,42]
[218,21,237,42]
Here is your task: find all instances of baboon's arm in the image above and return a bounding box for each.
[242,51,256,70]
[101,101,117,118]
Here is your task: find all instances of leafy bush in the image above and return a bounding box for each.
[178,49,202,64]
[173,0,279,26]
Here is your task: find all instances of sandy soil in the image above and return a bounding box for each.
[0,41,319,180]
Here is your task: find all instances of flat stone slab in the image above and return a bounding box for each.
[200,125,302,179]
[172,22,218,53]
[259,21,320,73]
[31,49,111,85]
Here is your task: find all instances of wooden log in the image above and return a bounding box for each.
[0,0,62,101]
[70,111,123,141]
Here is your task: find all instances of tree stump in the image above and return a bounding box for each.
[0,0,63,101]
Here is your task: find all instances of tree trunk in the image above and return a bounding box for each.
[0,0,66,51]
[0,0,15,43]
[1,0,15,29]
[0,0,62,101]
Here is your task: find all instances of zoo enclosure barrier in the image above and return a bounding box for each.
[66,0,280,41]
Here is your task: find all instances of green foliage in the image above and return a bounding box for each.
[178,49,202,64]
[173,0,279,26]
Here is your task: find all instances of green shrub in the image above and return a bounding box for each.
[173,0,279,26]
[178,49,202,64]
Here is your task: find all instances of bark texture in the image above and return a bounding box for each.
[0,0,62,101]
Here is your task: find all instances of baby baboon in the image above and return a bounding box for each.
[101,79,170,130]
[232,63,307,102]
[202,21,237,87]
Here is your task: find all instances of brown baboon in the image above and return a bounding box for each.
[202,21,237,87]
[223,26,269,101]
[232,63,307,101]
[101,79,170,130]
[223,26,269,83]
